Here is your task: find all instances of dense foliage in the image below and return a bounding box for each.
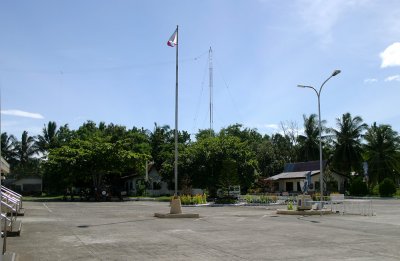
[379,178,397,197]
[2,112,399,195]
[348,177,369,196]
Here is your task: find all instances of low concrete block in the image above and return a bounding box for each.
[2,220,22,237]
[154,213,199,218]
[2,252,16,261]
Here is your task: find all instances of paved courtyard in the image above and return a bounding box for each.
[7,199,400,260]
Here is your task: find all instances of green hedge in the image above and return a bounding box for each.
[379,178,397,197]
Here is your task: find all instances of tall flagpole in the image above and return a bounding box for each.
[174,25,179,196]
[209,47,213,134]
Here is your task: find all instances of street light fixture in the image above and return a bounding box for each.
[297,70,341,205]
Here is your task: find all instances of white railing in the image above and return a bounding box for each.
[1,213,11,254]
[1,186,22,209]
[2,194,20,214]
[1,201,16,231]
[328,194,374,216]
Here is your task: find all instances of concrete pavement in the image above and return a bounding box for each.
[6,199,400,260]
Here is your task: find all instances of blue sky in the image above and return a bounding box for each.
[1,0,400,139]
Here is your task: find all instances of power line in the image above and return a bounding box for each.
[192,50,209,133]
[214,55,243,124]
[0,51,209,75]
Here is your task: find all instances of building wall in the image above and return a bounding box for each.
[13,178,42,193]
[277,173,345,193]
[278,179,304,193]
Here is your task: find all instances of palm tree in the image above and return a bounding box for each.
[17,131,39,166]
[37,121,59,154]
[297,114,326,161]
[329,113,367,175]
[1,132,18,163]
[364,122,400,184]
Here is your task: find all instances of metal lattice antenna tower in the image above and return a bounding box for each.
[209,47,213,134]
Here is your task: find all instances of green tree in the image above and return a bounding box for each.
[16,131,39,166]
[219,124,262,151]
[1,132,18,163]
[379,178,397,197]
[195,129,216,141]
[12,131,41,177]
[219,159,239,196]
[256,135,285,177]
[37,121,60,156]
[297,114,325,162]
[329,113,367,175]
[364,123,400,185]
[149,123,190,188]
[57,124,74,145]
[348,176,369,196]
[44,131,149,193]
[271,133,295,164]
[149,123,173,171]
[181,132,258,196]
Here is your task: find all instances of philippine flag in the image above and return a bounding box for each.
[167,29,178,47]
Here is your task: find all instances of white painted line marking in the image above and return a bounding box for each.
[43,203,53,213]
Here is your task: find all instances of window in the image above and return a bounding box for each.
[153,182,161,190]
[286,182,293,192]
[274,182,279,192]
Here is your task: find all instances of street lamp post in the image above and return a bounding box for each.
[297,69,341,204]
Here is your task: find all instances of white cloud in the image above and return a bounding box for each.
[297,0,365,45]
[380,42,400,68]
[264,124,279,130]
[384,75,400,82]
[364,78,378,83]
[242,123,280,135]
[1,110,44,119]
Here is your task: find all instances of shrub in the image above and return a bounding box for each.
[379,178,397,197]
[371,184,380,196]
[312,193,329,201]
[244,194,253,203]
[396,188,400,198]
[180,195,190,205]
[260,195,268,204]
[179,194,207,205]
[349,177,369,196]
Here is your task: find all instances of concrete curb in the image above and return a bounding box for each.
[276,209,333,215]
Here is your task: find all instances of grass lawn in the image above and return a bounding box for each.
[22,195,64,202]
[128,196,172,202]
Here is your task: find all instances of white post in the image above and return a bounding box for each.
[174,25,179,196]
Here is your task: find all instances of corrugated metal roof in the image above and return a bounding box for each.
[267,170,319,181]
[283,160,326,172]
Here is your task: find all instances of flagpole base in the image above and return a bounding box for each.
[170,196,182,214]
[154,195,199,218]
